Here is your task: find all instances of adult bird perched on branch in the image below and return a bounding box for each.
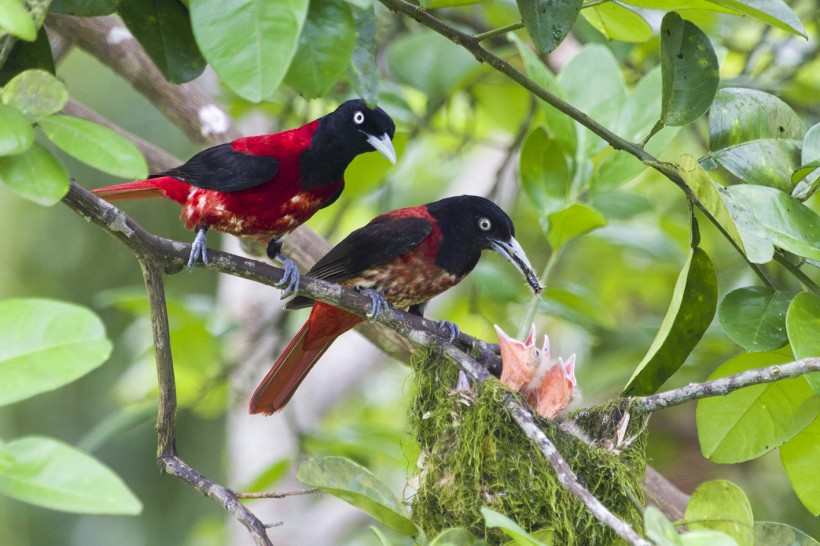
[249,195,544,415]
[91,99,396,294]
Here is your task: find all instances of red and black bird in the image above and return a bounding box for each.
[249,195,543,415]
[92,99,396,293]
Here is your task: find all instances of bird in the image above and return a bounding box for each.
[91,99,396,294]
[249,195,544,415]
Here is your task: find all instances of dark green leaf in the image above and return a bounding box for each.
[481,507,549,546]
[118,0,207,84]
[190,0,309,102]
[754,522,820,546]
[0,436,141,514]
[1,69,68,121]
[685,480,753,546]
[696,347,820,463]
[580,2,652,43]
[659,12,719,127]
[623,247,717,395]
[0,0,36,40]
[50,0,120,15]
[0,142,68,205]
[516,0,582,54]
[706,0,806,38]
[284,0,356,98]
[0,28,56,86]
[718,287,793,352]
[785,293,820,394]
[297,456,418,536]
[518,126,571,215]
[780,417,820,516]
[546,202,606,249]
[348,5,378,106]
[0,103,33,156]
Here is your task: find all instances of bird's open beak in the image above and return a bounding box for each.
[489,236,543,295]
[365,132,397,165]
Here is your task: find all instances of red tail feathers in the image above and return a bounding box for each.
[249,303,363,415]
[92,176,190,204]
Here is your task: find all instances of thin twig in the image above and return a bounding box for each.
[237,488,320,500]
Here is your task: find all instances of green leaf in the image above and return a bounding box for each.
[0,28,56,87]
[1,69,68,121]
[420,0,483,7]
[518,126,571,215]
[348,5,378,106]
[431,527,489,545]
[712,140,802,191]
[618,65,662,142]
[0,103,33,156]
[190,0,309,102]
[50,0,120,16]
[754,521,820,545]
[0,436,141,514]
[802,123,820,165]
[780,416,820,516]
[659,12,719,127]
[580,2,653,43]
[370,526,399,546]
[0,0,36,41]
[718,287,793,352]
[785,293,820,394]
[546,202,606,249]
[0,141,69,205]
[623,247,717,395]
[0,299,112,406]
[297,456,418,537]
[696,348,820,463]
[516,0,581,54]
[541,285,615,331]
[284,0,356,98]
[118,0,207,84]
[685,480,753,546]
[706,0,806,38]
[481,507,549,546]
[38,115,148,179]
[792,124,820,200]
[645,506,683,546]
[681,531,739,546]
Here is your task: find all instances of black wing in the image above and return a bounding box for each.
[151,143,279,193]
[286,216,432,309]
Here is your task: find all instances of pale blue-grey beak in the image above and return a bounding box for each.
[365,132,397,165]
[490,236,542,294]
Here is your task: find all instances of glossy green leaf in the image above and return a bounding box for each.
[645,506,683,546]
[718,287,793,352]
[0,436,141,514]
[0,299,112,406]
[721,185,820,263]
[546,202,606,249]
[0,28,56,87]
[623,247,717,395]
[118,0,207,84]
[518,126,571,216]
[792,124,820,200]
[0,141,68,205]
[297,456,418,536]
[284,0,356,98]
[659,12,719,127]
[581,2,653,43]
[780,416,820,516]
[685,480,753,546]
[712,140,802,191]
[0,103,33,156]
[38,115,148,179]
[516,0,581,54]
[481,507,549,546]
[511,35,576,157]
[785,293,820,394]
[706,0,806,38]
[1,69,68,121]
[696,348,820,463]
[431,528,488,545]
[802,123,820,164]
[348,5,378,106]
[50,0,120,16]
[190,0,308,102]
[0,0,36,41]
[754,522,820,546]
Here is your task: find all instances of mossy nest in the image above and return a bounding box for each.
[408,349,648,545]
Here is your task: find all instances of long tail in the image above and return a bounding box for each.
[91,176,191,204]
[249,303,363,415]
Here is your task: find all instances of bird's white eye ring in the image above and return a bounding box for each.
[478,217,492,231]
[353,111,365,125]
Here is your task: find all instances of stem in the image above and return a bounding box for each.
[774,253,820,296]
[475,21,525,42]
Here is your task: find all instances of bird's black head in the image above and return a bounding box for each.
[427,195,542,294]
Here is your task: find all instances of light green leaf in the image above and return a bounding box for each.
[518,126,571,215]
[0,141,68,205]
[516,0,581,54]
[1,69,68,121]
[792,124,820,200]
[370,526,398,546]
[780,416,820,516]
[0,299,112,406]
[190,0,309,102]
[348,5,378,106]
[431,527,489,545]
[547,202,606,249]
[541,285,615,331]
[802,123,820,165]
[50,0,120,16]
[706,0,806,38]
[0,103,33,156]
[623,247,717,396]
[718,287,793,352]
[624,0,738,11]
[618,65,662,142]
[696,347,820,463]
[645,506,683,546]
[659,12,719,127]
[297,456,418,537]
[712,140,802,191]
[0,436,141,514]
[785,292,820,394]
[38,115,148,179]
[580,2,653,43]
[754,521,820,545]
[681,531,738,546]
[481,507,549,546]
[685,480,753,546]
[0,0,36,41]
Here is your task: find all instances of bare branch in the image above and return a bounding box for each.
[237,489,320,500]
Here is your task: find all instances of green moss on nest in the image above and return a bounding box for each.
[409,349,648,545]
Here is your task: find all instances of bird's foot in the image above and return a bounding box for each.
[360,289,388,320]
[437,320,460,343]
[188,226,209,270]
[274,253,301,299]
